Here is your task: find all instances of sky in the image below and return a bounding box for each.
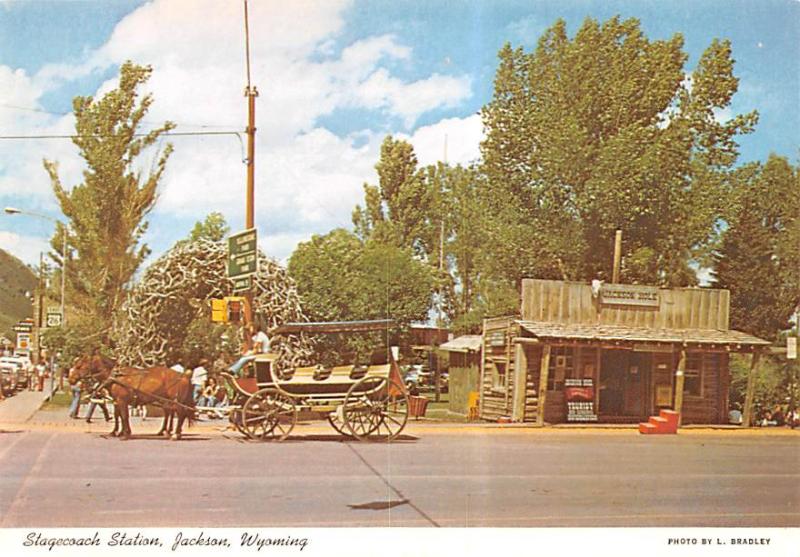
[0,0,798,269]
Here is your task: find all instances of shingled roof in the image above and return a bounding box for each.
[517,321,769,349]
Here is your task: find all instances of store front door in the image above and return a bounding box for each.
[600,350,650,419]
[599,350,626,416]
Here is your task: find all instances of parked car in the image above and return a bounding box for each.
[0,357,28,390]
[0,364,20,395]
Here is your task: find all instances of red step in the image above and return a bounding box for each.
[639,411,680,434]
[659,410,679,433]
[638,422,658,434]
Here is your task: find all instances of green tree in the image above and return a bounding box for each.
[187,212,230,243]
[173,212,230,249]
[711,155,800,340]
[43,61,174,345]
[480,16,757,288]
[288,229,434,363]
[352,136,433,256]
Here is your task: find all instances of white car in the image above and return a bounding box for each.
[0,357,29,389]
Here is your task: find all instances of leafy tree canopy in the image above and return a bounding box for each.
[43,61,174,346]
[711,154,799,340]
[481,16,757,287]
[288,228,434,363]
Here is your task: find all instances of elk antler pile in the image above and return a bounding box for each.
[112,238,313,370]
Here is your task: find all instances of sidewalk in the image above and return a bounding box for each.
[0,383,56,424]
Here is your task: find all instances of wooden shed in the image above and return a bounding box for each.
[439,335,482,415]
[479,279,769,425]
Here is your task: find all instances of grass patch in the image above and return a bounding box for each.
[411,392,469,423]
[40,390,72,410]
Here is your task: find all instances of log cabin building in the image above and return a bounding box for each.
[479,279,769,425]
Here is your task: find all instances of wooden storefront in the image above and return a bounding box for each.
[479,279,769,425]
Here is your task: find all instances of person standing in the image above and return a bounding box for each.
[68,382,82,419]
[191,359,209,402]
[85,382,111,424]
[36,361,47,392]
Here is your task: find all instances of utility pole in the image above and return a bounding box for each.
[612,229,622,283]
[243,0,258,340]
[35,252,44,364]
[434,135,448,403]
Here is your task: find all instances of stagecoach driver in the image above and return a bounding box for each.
[227,325,270,376]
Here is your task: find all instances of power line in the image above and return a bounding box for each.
[0,131,243,140]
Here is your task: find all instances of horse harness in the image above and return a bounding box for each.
[103,369,194,413]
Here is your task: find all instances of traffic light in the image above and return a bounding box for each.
[227,300,242,323]
[211,299,227,323]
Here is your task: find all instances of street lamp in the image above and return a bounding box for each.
[4,207,67,326]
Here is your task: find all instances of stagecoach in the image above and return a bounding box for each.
[217,320,410,442]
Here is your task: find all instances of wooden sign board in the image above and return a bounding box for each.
[600,284,660,308]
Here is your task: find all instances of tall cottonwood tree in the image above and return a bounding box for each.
[481,16,757,288]
[711,155,800,340]
[43,61,174,344]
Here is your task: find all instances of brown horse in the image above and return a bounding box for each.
[68,354,195,440]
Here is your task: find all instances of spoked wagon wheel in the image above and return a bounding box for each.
[326,412,353,438]
[242,388,297,441]
[343,375,409,442]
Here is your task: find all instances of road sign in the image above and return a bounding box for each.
[46,308,63,328]
[227,228,258,279]
[16,332,30,352]
[13,320,33,333]
[788,337,797,360]
[232,275,252,293]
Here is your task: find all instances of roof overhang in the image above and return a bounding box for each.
[440,335,482,353]
[516,320,770,351]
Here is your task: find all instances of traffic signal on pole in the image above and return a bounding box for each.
[227,298,243,323]
[211,299,227,323]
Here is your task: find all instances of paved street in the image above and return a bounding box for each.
[0,424,797,528]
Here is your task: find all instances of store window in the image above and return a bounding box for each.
[492,360,506,390]
[683,353,702,397]
[548,347,574,390]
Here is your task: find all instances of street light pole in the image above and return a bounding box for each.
[4,207,67,325]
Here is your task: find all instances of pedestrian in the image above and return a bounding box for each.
[68,382,82,419]
[85,383,111,424]
[191,359,209,402]
[36,361,47,391]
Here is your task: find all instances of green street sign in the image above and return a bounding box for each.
[232,275,252,293]
[228,228,258,279]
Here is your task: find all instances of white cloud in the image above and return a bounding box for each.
[1,0,477,264]
[405,114,484,167]
[0,231,50,266]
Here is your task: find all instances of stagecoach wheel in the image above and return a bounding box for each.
[242,389,297,442]
[230,408,252,439]
[326,412,353,438]
[343,376,409,442]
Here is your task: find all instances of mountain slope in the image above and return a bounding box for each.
[0,249,36,339]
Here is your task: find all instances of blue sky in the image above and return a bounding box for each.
[0,0,797,268]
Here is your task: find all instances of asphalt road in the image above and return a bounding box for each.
[0,426,798,527]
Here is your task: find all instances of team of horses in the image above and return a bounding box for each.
[68,354,195,440]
